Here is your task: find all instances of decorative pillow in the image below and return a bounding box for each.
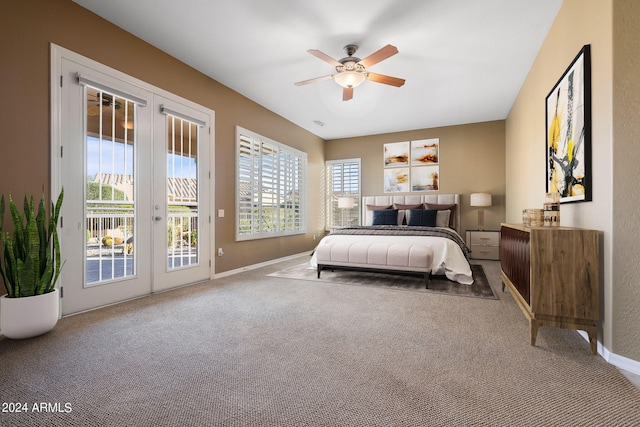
[425,203,457,229]
[407,209,437,227]
[393,203,423,225]
[436,210,451,228]
[372,209,399,226]
[366,205,393,225]
[366,204,392,211]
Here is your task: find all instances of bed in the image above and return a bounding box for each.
[310,194,474,285]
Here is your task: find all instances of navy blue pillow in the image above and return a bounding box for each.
[372,209,399,225]
[407,209,437,226]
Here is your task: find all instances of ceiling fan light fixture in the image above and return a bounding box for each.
[334,71,367,89]
[295,44,403,100]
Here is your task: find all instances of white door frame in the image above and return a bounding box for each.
[51,44,215,315]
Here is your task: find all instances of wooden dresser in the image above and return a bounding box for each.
[500,223,600,354]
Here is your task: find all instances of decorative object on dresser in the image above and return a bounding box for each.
[466,230,500,260]
[470,192,492,230]
[522,208,543,227]
[500,223,599,354]
[543,192,561,226]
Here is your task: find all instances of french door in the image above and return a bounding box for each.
[53,46,212,315]
[152,97,210,292]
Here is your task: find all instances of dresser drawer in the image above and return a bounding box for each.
[466,230,500,260]
[469,245,500,260]
[469,231,500,246]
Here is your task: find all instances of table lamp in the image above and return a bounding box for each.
[470,193,492,231]
[337,196,355,227]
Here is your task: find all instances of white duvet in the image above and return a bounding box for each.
[310,233,473,285]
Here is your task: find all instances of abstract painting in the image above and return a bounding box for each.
[384,167,410,193]
[411,138,439,165]
[546,45,592,203]
[383,141,409,167]
[411,166,439,192]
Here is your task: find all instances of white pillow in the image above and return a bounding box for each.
[436,210,451,228]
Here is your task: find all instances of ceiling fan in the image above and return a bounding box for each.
[295,44,406,101]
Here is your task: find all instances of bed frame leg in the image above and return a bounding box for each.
[317,265,322,279]
[424,272,430,289]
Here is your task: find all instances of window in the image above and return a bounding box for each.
[326,159,361,228]
[236,127,307,240]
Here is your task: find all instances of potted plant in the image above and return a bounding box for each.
[0,189,63,339]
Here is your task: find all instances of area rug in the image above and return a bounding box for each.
[268,263,497,299]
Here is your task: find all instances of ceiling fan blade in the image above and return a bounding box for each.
[358,44,399,68]
[343,87,354,101]
[307,49,342,67]
[366,72,406,87]
[294,74,334,86]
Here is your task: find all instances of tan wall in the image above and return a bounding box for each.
[612,0,640,360]
[0,0,324,275]
[505,0,613,230]
[506,0,640,362]
[325,121,506,234]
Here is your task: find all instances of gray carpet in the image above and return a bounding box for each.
[268,262,497,299]
[1,258,639,426]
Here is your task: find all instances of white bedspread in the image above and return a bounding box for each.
[310,233,473,285]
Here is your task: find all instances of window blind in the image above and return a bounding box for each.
[236,128,307,240]
[326,159,361,228]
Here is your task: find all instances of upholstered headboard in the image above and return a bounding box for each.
[361,194,461,233]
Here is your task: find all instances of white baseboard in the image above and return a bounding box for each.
[213,252,309,279]
[577,330,640,376]
[604,348,640,376]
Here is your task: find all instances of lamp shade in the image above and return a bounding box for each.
[334,71,366,88]
[337,196,355,209]
[470,193,492,207]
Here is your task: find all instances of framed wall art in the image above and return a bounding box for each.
[384,167,409,193]
[411,138,439,165]
[383,141,409,167]
[382,138,442,193]
[411,165,439,192]
[545,44,592,203]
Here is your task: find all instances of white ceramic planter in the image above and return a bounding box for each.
[0,289,59,339]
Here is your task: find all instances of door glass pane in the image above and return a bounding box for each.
[166,116,199,269]
[85,87,136,285]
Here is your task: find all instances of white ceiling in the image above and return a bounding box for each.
[72,0,562,140]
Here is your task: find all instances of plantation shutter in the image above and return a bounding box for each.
[236,128,307,240]
[326,159,361,228]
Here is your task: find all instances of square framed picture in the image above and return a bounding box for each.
[384,167,410,193]
[411,138,439,165]
[411,165,439,192]
[383,141,409,167]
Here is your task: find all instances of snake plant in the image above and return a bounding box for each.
[0,189,63,298]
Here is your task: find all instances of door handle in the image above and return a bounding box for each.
[154,216,163,221]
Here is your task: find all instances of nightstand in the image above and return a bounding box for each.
[466,230,500,260]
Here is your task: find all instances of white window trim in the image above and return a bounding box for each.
[235,126,308,241]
